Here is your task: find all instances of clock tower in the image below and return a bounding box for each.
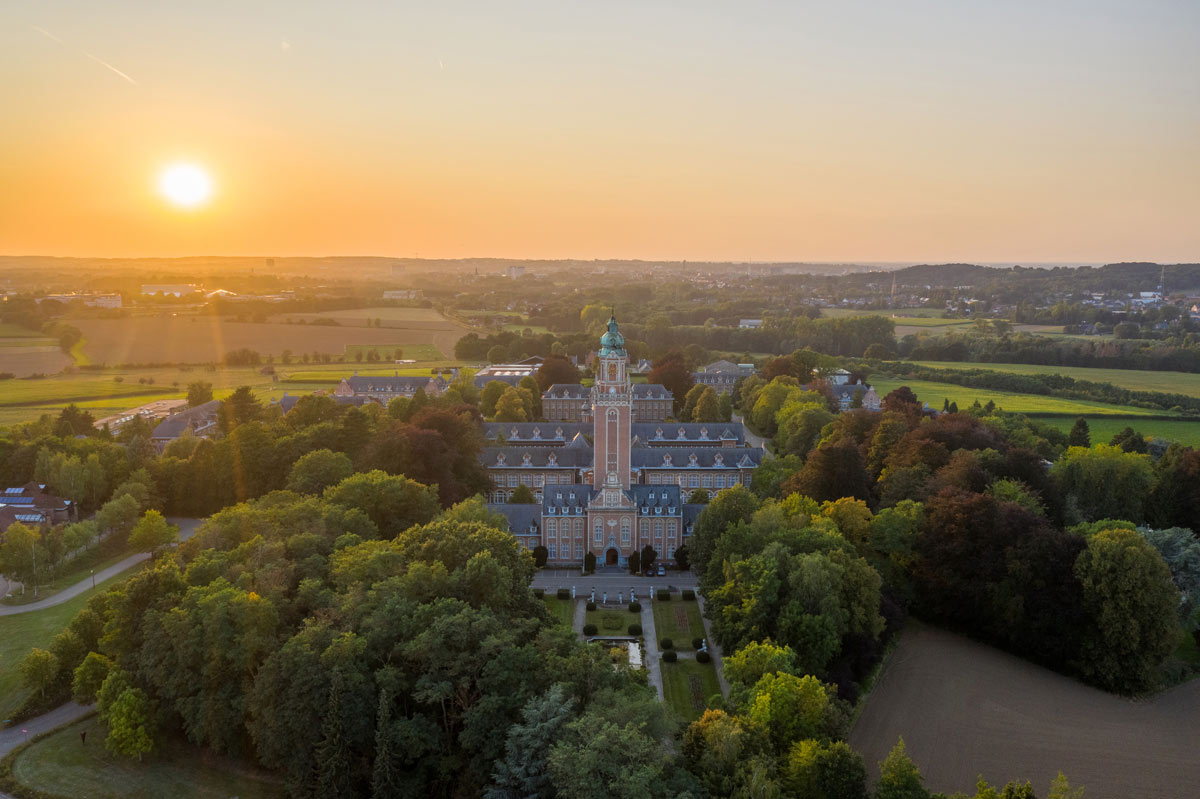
[592,314,632,490]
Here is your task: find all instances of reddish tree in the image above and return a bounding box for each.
[648,351,695,417]
[534,356,582,391]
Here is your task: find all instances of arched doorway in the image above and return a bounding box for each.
[605,548,619,566]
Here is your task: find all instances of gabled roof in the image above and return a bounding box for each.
[345,375,443,393]
[632,384,673,400]
[631,423,744,445]
[544,383,588,399]
[488,504,542,534]
[630,447,764,469]
[482,422,589,443]
[151,400,221,440]
[482,442,593,469]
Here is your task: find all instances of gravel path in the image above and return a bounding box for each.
[640,605,665,701]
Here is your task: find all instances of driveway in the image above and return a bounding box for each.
[532,567,697,594]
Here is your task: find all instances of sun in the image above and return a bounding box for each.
[158,163,214,209]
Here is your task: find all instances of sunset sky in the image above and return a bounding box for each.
[2,1,1198,262]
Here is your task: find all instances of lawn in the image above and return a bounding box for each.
[1038,416,1200,448]
[0,562,146,722]
[870,377,1163,417]
[660,658,722,723]
[586,607,637,636]
[542,598,575,629]
[651,600,706,648]
[906,360,1200,399]
[1,543,138,608]
[11,718,284,799]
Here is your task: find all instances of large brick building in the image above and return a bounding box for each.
[487,315,763,567]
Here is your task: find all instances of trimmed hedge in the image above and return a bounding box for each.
[660,638,674,650]
[582,623,598,636]
[696,650,711,664]
[533,588,544,598]
[662,650,678,663]
[629,601,642,613]
[556,588,570,600]
[628,623,643,636]
[656,591,671,601]
[681,589,696,601]
[586,601,597,611]
[692,637,704,650]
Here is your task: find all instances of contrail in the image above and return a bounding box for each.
[31,24,138,85]
[81,50,138,85]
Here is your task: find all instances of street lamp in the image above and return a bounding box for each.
[90,569,95,589]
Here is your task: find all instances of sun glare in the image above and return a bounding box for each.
[158,163,214,209]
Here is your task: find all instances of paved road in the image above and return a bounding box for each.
[732,414,768,450]
[0,517,205,617]
[532,567,697,594]
[0,702,92,756]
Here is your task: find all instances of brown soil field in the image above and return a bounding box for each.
[849,623,1200,799]
[0,347,72,377]
[72,315,467,365]
[271,307,470,357]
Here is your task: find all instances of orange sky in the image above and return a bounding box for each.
[2,1,1198,262]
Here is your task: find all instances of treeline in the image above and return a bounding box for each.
[901,331,1200,373]
[874,362,1200,415]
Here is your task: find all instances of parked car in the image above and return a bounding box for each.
[656,565,665,576]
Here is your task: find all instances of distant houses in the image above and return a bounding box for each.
[692,359,755,395]
[0,483,77,532]
[150,400,221,451]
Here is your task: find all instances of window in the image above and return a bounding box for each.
[575,519,585,537]
[621,518,631,544]
[689,475,699,488]
[729,474,740,485]
[667,547,675,559]
[667,521,676,536]
[507,475,518,487]
[654,520,663,538]
[594,522,603,544]
[534,475,544,487]
[714,475,725,489]
[519,473,531,486]
[702,475,712,488]
[546,519,557,536]
[639,519,649,539]
[649,473,660,485]
[549,545,557,559]
[575,545,584,558]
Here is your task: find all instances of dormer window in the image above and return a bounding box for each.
[548,453,557,465]
[496,453,506,465]
[522,452,532,465]
[677,427,686,439]
[510,427,518,437]
[663,454,672,465]
[714,453,724,465]
[689,453,698,466]
[556,492,563,502]
[532,426,541,439]
[699,427,708,438]
[655,426,663,439]
[661,491,668,501]
[555,426,563,437]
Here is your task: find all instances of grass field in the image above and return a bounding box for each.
[906,360,1200,399]
[1039,416,1200,447]
[660,658,721,723]
[274,306,449,324]
[652,600,706,648]
[870,377,1163,417]
[849,623,1200,799]
[542,598,575,629]
[0,562,145,722]
[11,718,284,799]
[342,343,445,361]
[69,312,467,367]
[586,607,636,635]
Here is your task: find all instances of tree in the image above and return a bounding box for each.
[20,648,59,698]
[641,545,657,572]
[875,738,929,799]
[95,493,141,540]
[1051,444,1156,524]
[1047,772,1085,799]
[324,471,441,538]
[746,672,838,752]
[532,545,549,567]
[693,387,722,423]
[315,670,354,798]
[519,375,543,419]
[487,345,509,364]
[580,304,611,335]
[488,685,576,798]
[187,380,214,407]
[881,387,921,414]
[690,485,760,574]
[219,385,264,432]
[1074,527,1180,692]
[129,509,178,552]
[784,441,871,503]
[509,484,537,504]
[783,739,867,799]
[56,404,96,436]
[287,449,354,494]
[724,641,798,692]
[480,381,509,417]
[628,549,641,574]
[72,651,113,702]
[584,551,596,573]
[687,489,710,504]
[0,522,39,589]
[535,356,582,391]
[494,386,529,422]
[1109,426,1148,454]
[648,352,695,417]
[1067,417,1090,448]
[673,544,690,570]
[105,687,155,760]
[681,384,708,421]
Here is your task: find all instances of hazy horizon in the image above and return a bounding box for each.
[3,1,1197,262]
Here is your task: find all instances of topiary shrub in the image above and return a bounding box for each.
[628,623,643,636]
[533,588,544,599]
[556,588,570,600]
[586,601,597,611]
[582,623,598,636]
[681,589,695,601]
[692,637,704,650]
[660,638,674,650]
[696,650,711,664]
[662,650,678,663]
[656,591,671,601]
[629,601,642,613]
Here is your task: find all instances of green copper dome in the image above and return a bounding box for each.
[599,314,626,357]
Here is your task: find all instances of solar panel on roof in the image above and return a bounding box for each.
[14,514,44,523]
[1,496,34,505]
[4,487,23,495]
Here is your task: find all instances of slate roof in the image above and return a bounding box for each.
[345,375,444,393]
[483,438,594,469]
[632,384,673,400]
[490,504,542,535]
[482,422,590,443]
[631,423,744,446]
[631,447,764,469]
[543,486,596,516]
[629,484,683,517]
[151,400,221,440]
[543,383,588,399]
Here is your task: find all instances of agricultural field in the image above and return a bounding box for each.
[870,377,1163,417]
[69,312,467,367]
[271,306,471,357]
[11,718,284,799]
[660,659,721,723]
[0,323,71,377]
[906,360,1200,399]
[652,600,706,647]
[1039,416,1200,448]
[849,623,1200,799]
[342,343,444,362]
